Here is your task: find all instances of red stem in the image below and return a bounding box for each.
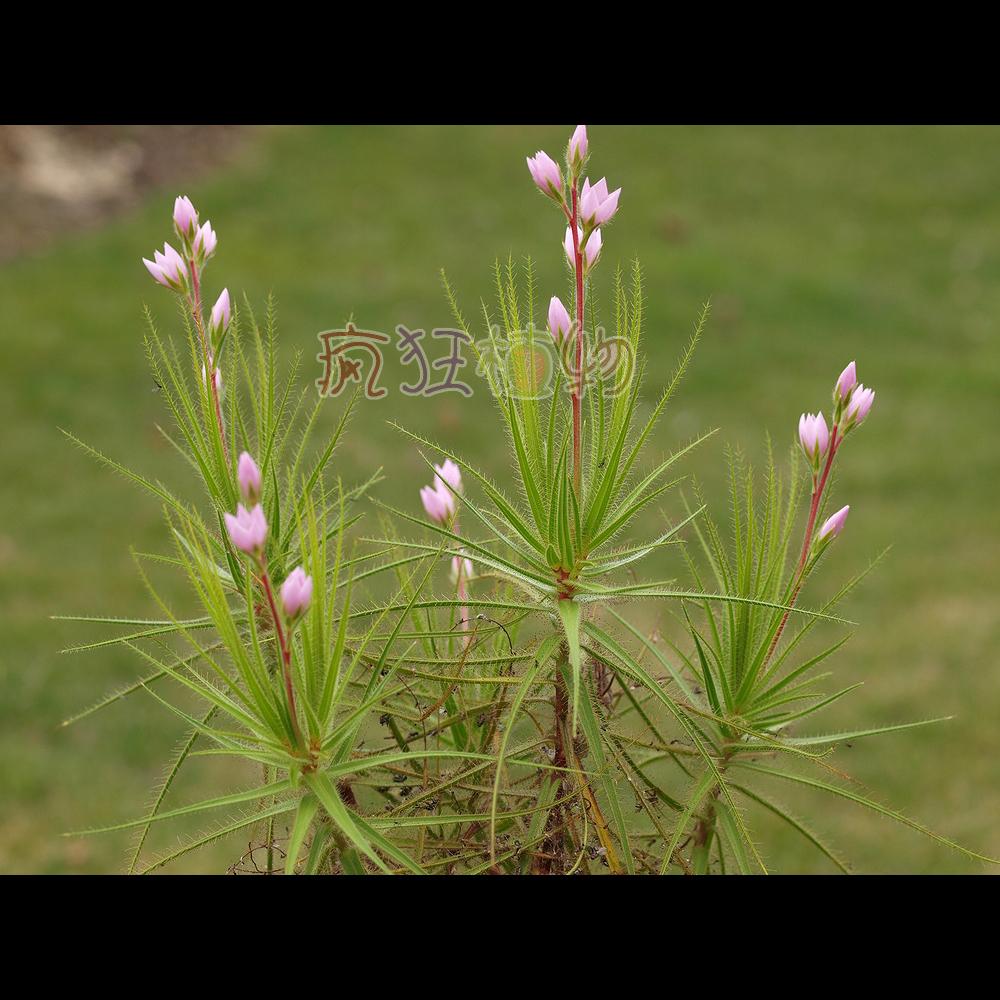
[260,564,302,745]
[188,259,229,464]
[762,426,840,668]
[569,186,584,495]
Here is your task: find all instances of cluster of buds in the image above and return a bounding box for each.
[797,360,876,470]
[142,196,231,394]
[527,125,622,288]
[419,460,475,600]
[225,453,268,556]
[225,451,312,623]
[142,196,219,289]
[796,360,877,550]
[420,459,463,524]
[834,360,876,431]
[532,126,624,343]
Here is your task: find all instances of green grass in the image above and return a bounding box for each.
[2,125,998,873]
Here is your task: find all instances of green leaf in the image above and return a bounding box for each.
[285,794,320,875]
[68,778,293,836]
[733,763,999,865]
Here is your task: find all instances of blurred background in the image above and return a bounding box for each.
[1,124,997,873]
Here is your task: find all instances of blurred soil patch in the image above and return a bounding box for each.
[0,125,253,262]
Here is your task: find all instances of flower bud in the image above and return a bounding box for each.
[194,220,217,260]
[567,124,588,171]
[579,176,621,227]
[564,226,602,269]
[143,242,187,291]
[434,459,463,495]
[280,566,313,620]
[237,451,262,505]
[173,195,198,240]
[548,295,572,342]
[526,150,563,200]
[844,384,875,427]
[224,503,268,555]
[420,483,455,524]
[835,360,857,401]
[210,288,231,336]
[818,504,850,541]
[798,412,830,467]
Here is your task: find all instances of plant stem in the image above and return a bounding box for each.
[259,562,302,747]
[569,186,584,496]
[690,749,733,873]
[762,427,840,668]
[537,657,570,874]
[187,258,229,465]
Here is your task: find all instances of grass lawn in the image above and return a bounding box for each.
[1,124,998,873]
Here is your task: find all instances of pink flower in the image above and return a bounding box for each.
[526,150,563,199]
[434,459,463,495]
[451,555,474,583]
[280,566,313,619]
[237,451,262,504]
[143,257,171,287]
[845,384,875,426]
[173,195,198,238]
[548,295,572,341]
[194,220,217,259]
[420,483,454,524]
[143,242,187,290]
[798,412,830,464]
[564,226,602,268]
[819,504,850,540]
[568,124,588,167]
[211,288,231,334]
[579,176,621,227]
[836,360,857,401]
[224,503,268,555]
